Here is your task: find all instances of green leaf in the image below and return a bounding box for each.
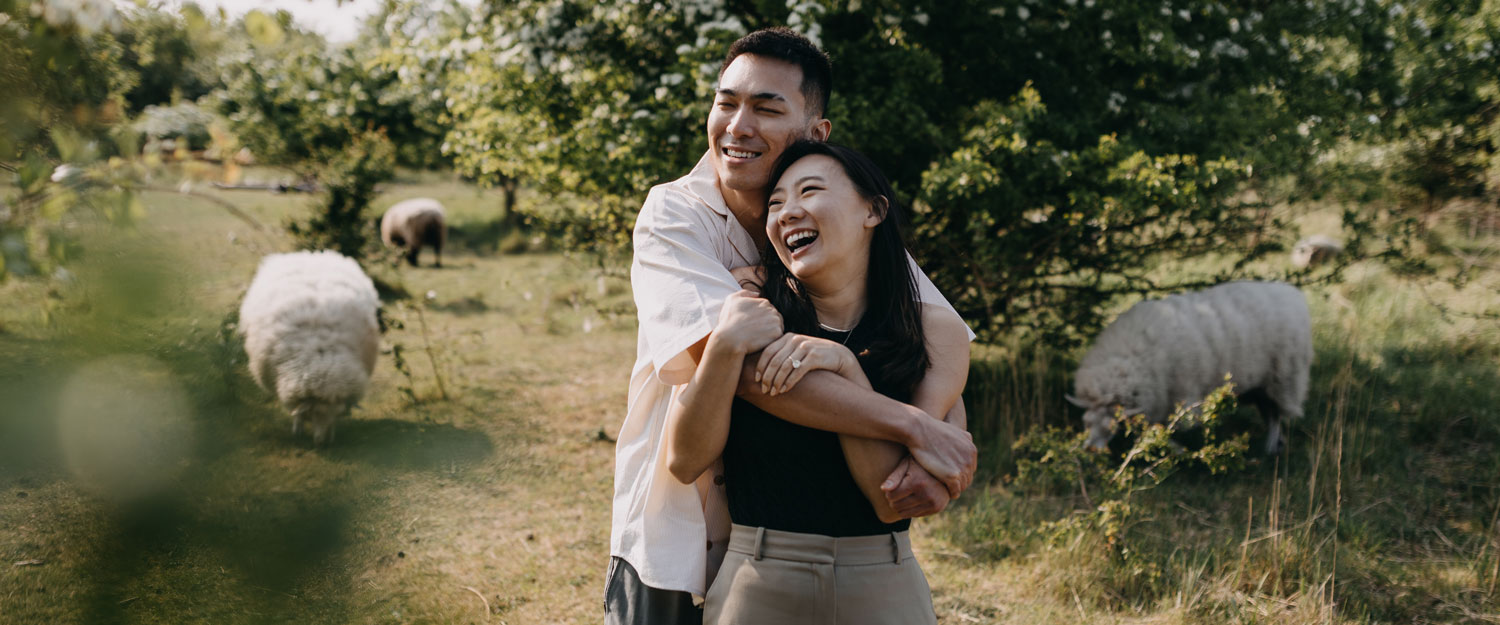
[244,10,285,47]
[41,190,76,222]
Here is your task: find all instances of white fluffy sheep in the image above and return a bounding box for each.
[1068,281,1313,455]
[380,198,447,267]
[1291,235,1342,268]
[238,251,380,446]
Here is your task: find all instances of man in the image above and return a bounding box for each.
[607,27,977,625]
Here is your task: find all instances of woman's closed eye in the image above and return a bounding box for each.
[799,185,823,196]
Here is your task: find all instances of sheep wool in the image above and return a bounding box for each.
[1291,235,1342,268]
[1070,281,1312,454]
[239,251,380,446]
[381,198,447,267]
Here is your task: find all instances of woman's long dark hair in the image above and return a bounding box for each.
[760,141,929,396]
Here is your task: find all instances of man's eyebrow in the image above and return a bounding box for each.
[716,88,789,103]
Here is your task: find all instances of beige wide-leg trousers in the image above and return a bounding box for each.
[704,524,937,625]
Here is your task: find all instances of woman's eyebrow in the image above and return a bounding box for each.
[771,175,824,198]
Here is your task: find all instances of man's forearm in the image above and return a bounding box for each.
[738,354,976,497]
[840,435,907,522]
[736,362,927,446]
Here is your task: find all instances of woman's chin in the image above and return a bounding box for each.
[787,261,827,284]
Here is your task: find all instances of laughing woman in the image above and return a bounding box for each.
[664,141,970,625]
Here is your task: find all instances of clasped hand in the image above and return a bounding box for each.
[713,290,784,355]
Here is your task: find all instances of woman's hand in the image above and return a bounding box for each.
[755,333,860,396]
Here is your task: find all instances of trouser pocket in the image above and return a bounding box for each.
[602,557,620,613]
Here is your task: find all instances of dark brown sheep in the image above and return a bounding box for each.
[380,198,447,267]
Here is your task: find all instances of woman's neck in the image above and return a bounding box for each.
[803,269,868,332]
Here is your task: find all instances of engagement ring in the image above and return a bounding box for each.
[791,359,802,369]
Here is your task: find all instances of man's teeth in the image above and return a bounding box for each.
[725,149,759,159]
[785,231,817,250]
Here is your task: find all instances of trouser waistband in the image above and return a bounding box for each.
[726,523,913,566]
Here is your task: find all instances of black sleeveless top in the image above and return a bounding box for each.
[721,317,912,537]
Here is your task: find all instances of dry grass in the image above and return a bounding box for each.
[931,202,1500,624]
[0,174,632,624]
[2,176,1496,624]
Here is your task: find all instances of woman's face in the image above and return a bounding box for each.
[766,154,883,285]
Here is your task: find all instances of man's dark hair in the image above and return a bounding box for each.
[720,27,832,117]
[759,141,929,396]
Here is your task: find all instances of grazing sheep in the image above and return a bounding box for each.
[1068,281,1313,455]
[238,251,379,446]
[1291,235,1342,268]
[380,198,447,267]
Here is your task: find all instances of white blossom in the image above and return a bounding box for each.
[1106,91,1127,113]
[51,164,80,183]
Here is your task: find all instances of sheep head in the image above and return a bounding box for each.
[290,397,352,447]
[1067,394,1142,451]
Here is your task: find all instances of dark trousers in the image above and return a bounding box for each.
[604,556,702,625]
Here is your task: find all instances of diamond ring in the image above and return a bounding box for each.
[791,359,802,369]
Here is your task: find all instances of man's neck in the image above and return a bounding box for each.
[721,185,769,248]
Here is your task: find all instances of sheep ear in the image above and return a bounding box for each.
[1065,394,1089,408]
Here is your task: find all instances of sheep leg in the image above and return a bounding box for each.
[433,240,442,268]
[1265,417,1285,455]
[292,414,302,436]
[1259,396,1286,455]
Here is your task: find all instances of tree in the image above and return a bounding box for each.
[434,0,747,244]
[206,9,434,259]
[1,0,140,280]
[113,3,226,114]
[437,0,1411,341]
[1384,1,1500,214]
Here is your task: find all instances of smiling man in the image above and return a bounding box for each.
[606,27,977,625]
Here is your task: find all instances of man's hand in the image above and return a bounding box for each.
[881,456,952,519]
[906,416,977,498]
[712,290,783,356]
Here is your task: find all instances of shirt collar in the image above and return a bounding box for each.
[679,150,732,218]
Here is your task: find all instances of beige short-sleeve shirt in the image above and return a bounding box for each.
[611,151,970,597]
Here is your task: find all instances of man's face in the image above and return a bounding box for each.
[707,54,828,196]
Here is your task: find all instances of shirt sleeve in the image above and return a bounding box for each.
[631,188,742,385]
[907,252,976,341]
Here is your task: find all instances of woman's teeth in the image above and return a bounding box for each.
[785,231,818,251]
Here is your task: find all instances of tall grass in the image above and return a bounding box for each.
[965,341,1074,478]
[942,220,1500,623]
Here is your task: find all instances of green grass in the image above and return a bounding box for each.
[931,207,1500,623]
[2,172,1496,623]
[0,174,633,624]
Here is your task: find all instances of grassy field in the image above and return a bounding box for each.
[1,170,1497,624]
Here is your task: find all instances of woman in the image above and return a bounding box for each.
[663,141,969,624]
